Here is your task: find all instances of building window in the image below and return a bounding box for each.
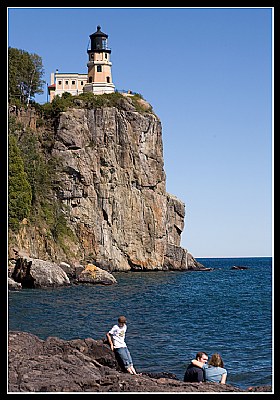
[58,81,62,85]
[65,80,68,85]
[106,76,110,83]
[105,53,108,59]
[81,81,84,85]
[72,81,75,85]
[97,65,102,72]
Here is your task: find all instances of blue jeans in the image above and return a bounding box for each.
[114,346,133,369]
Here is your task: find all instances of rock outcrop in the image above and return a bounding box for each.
[10,257,117,289]
[76,263,117,285]
[51,105,186,271]
[11,257,70,288]
[9,97,205,272]
[9,331,271,393]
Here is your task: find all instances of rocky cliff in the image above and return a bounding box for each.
[9,95,204,272]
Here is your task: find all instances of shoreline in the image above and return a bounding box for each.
[8,331,272,393]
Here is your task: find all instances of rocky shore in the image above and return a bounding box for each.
[8,255,211,291]
[8,331,272,393]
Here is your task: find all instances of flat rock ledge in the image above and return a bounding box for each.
[8,331,271,393]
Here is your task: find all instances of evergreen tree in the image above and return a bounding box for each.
[8,135,32,230]
[19,132,51,205]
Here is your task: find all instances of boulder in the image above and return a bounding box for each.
[8,277,22,291]
[76,263,117,285]
[11,257,70,288]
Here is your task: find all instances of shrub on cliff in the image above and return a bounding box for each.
[37,91,153,117]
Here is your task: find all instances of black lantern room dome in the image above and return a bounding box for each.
[90,25,108,38]
[88,25,111,53]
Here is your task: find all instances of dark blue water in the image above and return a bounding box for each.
[8,257,273,390]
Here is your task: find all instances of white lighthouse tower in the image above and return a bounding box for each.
[83,25,115,95]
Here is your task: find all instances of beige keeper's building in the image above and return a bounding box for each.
[48,26,115,102]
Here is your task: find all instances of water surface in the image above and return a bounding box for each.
[8,257,273,389]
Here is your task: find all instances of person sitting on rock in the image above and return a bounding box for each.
[106,315,138,375]
[183,351,208,382]
[192,352,227,384]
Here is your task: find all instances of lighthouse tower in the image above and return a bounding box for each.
[83,25,115,95]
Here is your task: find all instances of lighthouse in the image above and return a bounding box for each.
[83,25,115,95]
[48,26,115,102]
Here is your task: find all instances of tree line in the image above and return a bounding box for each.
[9,47,47,231]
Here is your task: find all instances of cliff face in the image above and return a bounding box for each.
[10,97,199,271]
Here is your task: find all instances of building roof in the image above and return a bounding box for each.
[55,72,87,75]
[90,25,108,38]
[48,83,56,94]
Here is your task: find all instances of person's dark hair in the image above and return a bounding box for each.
[196,351,208,360]
[208,353,224,368]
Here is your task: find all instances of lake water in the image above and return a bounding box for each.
[8,257,273,390]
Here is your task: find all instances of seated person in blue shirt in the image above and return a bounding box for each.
[192,352,227,384]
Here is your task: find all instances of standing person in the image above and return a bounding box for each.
[192,352,227,384]
[183,352,208,382]
[106,315,138,375]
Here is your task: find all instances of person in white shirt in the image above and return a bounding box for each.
[106,315,138,375]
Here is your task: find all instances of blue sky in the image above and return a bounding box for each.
[8,7,273,258]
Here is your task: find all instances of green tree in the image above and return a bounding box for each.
[19,132,51,205]
[8,135,32,231]
[8,47,45,105]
